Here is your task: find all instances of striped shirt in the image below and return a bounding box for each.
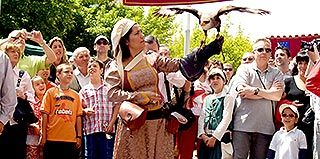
[79,82,114,135]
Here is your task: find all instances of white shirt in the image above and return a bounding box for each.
[11,67,35,125]
[311,93,320,120]
[158,71,185,102]
[74,68,90,88]
[13,67,35,103]
[269,127,307,159]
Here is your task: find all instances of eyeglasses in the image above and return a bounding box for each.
[96,40,108,45]
[223,68,233,71]
[255,48,272,53]
[281,113,296,118]
[242,57,254,62]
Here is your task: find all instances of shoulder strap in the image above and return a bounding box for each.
[255,70,267,89]
[255,70,276,128]
[164,74,171,102]
[17,70,25,87]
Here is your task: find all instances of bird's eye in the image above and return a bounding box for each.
[203,21,210,24]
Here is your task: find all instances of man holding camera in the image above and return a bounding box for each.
[230,38,284,159]
[305,42,320,158]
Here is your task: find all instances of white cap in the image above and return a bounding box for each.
[94,35,109,44]
[279,104,299,118]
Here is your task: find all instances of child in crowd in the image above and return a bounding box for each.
[267,104,307,159]
[40,63,83,159]
[37,68,57,90]
[26,76,46,159]
[79,59,119,159]
[197,68,235,159]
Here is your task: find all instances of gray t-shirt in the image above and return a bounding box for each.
[230,63,284,135]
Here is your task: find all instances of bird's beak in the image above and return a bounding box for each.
[200,22,206,27]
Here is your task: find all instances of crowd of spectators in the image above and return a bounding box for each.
[0,18,319,159]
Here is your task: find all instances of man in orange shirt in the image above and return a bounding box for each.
[40,63,83,159]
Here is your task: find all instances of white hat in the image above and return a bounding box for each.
[279,104,299,118]
[94,35,109,44]
[111,18,136,88]
[208,68,226,82]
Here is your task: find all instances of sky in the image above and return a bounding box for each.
[175,0,320,41]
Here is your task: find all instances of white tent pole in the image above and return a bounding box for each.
[184,13,190,56]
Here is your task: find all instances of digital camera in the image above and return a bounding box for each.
[301,39,320,52]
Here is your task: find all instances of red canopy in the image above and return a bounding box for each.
[122,0,230,6]
[269,34,320,57]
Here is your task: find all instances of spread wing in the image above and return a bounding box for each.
[216,5,271,18]
[153,7,201,23]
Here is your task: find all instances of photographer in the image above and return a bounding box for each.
[0,29,57,77]
[305,42,320,158]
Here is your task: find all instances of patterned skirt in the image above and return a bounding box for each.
[113,118,174,159]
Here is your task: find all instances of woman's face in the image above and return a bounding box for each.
[37,68,50,80]
[209,75,225,93]
[297,61,308,76]
[32,77,46,96]
[127,25,145,55]
[51,41,64,62]
[88,61,103,78]
[6,48,21,66]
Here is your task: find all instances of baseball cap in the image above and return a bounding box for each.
[279,104,299,118]
[94,35,109,44]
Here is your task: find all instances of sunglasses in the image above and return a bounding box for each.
[281,113,296,118]
[96,40,108,45]
[224,68,233,71]
[242,57,254,61]
[255,48,272,53]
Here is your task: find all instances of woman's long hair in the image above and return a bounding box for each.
[119,27,133,61]
[48,37,68,65]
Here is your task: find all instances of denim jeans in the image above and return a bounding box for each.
[84,132,115,159]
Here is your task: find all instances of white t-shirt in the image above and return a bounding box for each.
[269,127,307,159]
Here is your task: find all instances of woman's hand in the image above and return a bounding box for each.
[16,89,27,99]
[205,136,217,148]
[28,30,45,45]
[29,123,41,135]
[104,124,113,134]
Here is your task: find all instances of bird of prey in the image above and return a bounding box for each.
[153,5,270,47]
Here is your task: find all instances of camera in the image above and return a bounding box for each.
[26,32,33,39]
[301,39,320,52]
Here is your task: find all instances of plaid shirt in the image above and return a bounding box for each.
[80,82,114,135]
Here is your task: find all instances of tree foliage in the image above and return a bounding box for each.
[0,0,176,55]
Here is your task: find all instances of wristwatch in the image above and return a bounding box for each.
[254,88,260,95]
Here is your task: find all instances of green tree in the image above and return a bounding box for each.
[0,1,176,55]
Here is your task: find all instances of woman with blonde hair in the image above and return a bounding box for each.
[47,37,68,83]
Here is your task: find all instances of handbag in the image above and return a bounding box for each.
[163,75,195,133]
[13,97,39,125]
[118,101,147,131]
[13,70,38,125]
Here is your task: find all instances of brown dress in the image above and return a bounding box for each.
[106,52,180,159]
